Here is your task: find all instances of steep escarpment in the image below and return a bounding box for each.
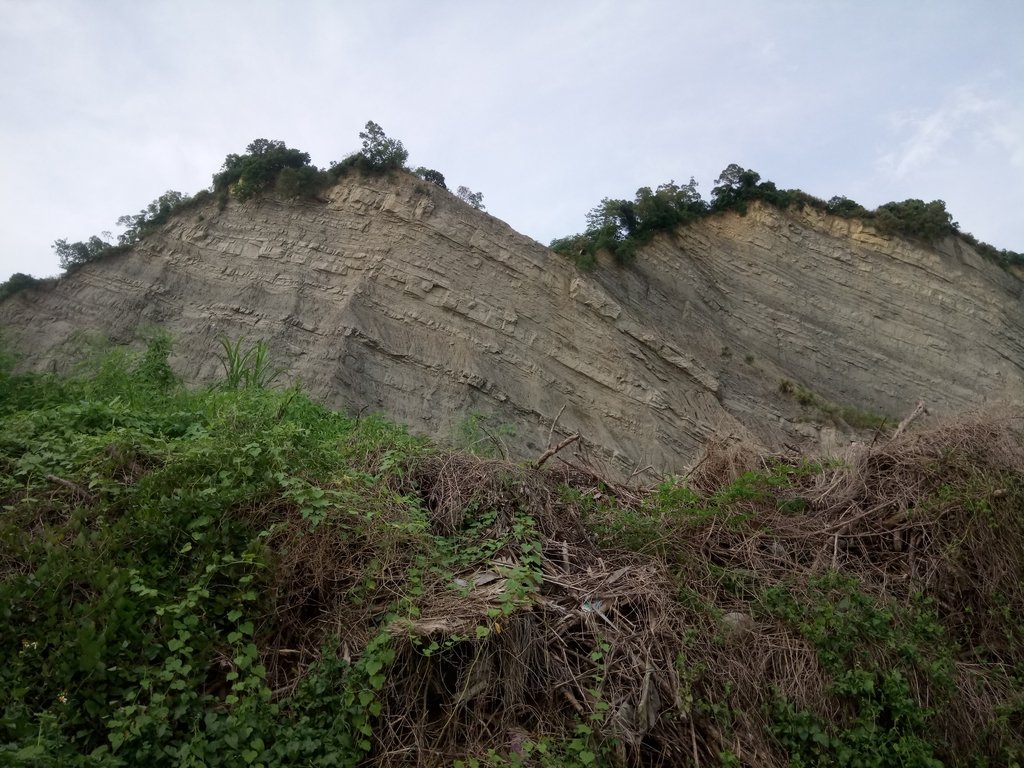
[595,203,1024,448]
[2,171,1022,474]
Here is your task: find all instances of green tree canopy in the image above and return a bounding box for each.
[52,235,115,271]
[456,186,485,210]
[0,272,47,302]
[710,164,763,211]
[414,167,447,189]
[358,121,408,171]
[826,195,868,218]
[873,199,957,242]
[213,139,314,201]
[551,166,1019,273]
[117,190,191,246]
[553,178,707,264]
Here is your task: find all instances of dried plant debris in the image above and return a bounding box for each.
[2,351,1021,767]
[355,413,1024,766]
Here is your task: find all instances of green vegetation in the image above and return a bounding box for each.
[1,331,1021,765]
[778,379,891,430]
[213,139,318,202]
[451,411,515,458]
[0,334,432,766]
[50,190,203,275]
[215,336,283,391]
[957,230,1024,269]
[456,186,486,211]
[52,235,123,272]
[357,120,409,170]
[414,167,447,190]
[551,179,706,265]
[116,190,199,247]
[10,121,492,295]
[872,199,958,243]
[0,273,53,302]
[551,164,1024,271]
[709,163,812,214]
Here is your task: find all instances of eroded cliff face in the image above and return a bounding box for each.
[594,204,1024,452]
[3,172,1022,475]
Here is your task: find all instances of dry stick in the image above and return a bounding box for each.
[354,404,369,426]
[891,399,927,440]
[535,433,580,469]
[477,423,509,461]
[546,404,566,450]
[682,451,711,481]
[46,474,96,502]
[627,463,655,486]
[814,498,894,536]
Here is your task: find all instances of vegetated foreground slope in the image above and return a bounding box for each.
[1,340,1022,766]
[1,170,1023,477]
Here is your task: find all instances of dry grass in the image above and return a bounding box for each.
[238,410,1024,766]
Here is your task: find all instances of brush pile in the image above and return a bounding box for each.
[259,409,1023,766]
[2,348,1022,767]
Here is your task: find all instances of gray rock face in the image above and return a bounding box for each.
[2,172,1022,476]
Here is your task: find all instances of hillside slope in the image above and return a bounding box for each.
[2,351,1022,766]
[2,171,1022,474]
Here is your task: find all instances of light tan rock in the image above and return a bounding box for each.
[2,172,1021,477]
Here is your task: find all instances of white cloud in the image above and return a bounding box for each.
[880,86,1024,178]
[2,0,1023,281]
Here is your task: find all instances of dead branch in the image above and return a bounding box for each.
[535,433,580,469]
[46,474,96,502]
[545,404,566,451]
[891,399,927,440]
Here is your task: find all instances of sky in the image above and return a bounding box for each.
[2,0,1023,282]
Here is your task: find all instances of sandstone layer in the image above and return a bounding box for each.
[3,172,1022,476]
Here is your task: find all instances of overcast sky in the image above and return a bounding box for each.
[2,0,1022,283]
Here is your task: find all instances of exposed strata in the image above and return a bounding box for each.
[3,171,1021,476]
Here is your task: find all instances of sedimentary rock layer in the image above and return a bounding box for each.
[3,172,1021,475]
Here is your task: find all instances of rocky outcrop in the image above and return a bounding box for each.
[2,172,1022,475]
[595,204,1024,453]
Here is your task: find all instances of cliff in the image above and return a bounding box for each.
[2,171,1022,474]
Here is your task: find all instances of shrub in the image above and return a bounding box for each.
[117,189,192,246]
[52,235,122,271]
[872,199,957,243]
[456,185,486,211]
[276,165,329,200]
[357,121,408,171]
[0,273,49,302]
[826,195,868,218]
[213,139,315,201]
[552,179,706,265]
[414,167,447,189]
